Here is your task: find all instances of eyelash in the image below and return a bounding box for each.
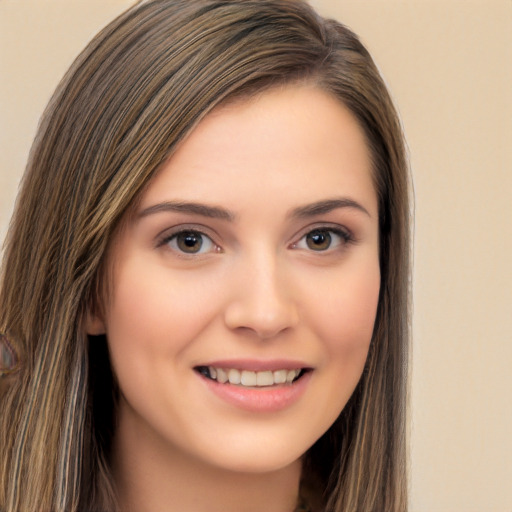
[291,226,355,253]
[156,225,355,257]
[157,227,221,257]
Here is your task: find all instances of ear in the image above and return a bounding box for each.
[85,309,106,336]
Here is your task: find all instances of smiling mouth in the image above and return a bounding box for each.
[194,366,309,387]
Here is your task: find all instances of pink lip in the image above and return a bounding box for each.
[197,370,312,413]
[198,359,311,372]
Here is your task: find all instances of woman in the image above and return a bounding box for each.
[0,1,410,511]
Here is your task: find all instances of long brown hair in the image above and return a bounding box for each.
[0,1,410,510]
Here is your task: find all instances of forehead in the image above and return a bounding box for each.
[138,84,377,219]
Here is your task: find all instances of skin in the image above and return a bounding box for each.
[87,85,380,512]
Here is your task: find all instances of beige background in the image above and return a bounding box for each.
[1,1,511,510]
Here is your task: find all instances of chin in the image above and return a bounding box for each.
[190,431,315,475]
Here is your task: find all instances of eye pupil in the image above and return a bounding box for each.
[306,230,331,251]
[177,232,202,253]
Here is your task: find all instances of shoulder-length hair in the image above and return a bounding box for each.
[0,1,410,510]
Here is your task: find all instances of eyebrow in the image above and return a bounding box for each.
[289,198,371,218]
[137,197,370,223]
[137,201,236,221]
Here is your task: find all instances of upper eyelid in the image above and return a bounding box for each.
[290,222,354,243]
[290,227,356,254]
[155,224,219,243]
[154,227,222,255]
[156,228,221,258]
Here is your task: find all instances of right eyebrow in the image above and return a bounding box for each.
[289,197,371,219]
[137,201,236,222]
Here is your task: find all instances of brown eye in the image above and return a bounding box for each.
[175,231,204,253]
[165,230,217,255]
[305,230,332,251]
[292,227,352,253]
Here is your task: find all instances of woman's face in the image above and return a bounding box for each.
[88,85,380,474]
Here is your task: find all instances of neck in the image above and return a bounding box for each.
[111,409,302,512]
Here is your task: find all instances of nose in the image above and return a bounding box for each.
[223,254,299,340]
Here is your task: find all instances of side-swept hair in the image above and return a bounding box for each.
[0,1,410,510]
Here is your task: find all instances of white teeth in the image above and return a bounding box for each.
[203,366,303,387]
[228,368,241,385]
[286,370,298,384]
[216,368,228,383]
[256,371,274,386]
[241,370,257,386]
[273,369,287,384]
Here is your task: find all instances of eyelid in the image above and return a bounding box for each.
[289,223,355,251]
[155,224,222,255]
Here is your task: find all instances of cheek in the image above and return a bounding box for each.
[292,262,380,440]
[317,259,379,341]
[104,258,223,376]
[312,260,380,386]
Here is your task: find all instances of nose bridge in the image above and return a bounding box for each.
[224,245,298,338]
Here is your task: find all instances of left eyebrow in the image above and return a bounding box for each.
[289,198,372,219]
[137,201,236,221]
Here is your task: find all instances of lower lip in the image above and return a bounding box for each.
[198,371,312,413]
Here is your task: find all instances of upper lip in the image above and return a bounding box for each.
[196,359,312,372]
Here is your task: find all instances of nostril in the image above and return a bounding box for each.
[223,297,299,339]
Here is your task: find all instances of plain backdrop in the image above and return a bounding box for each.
[1,1,511,511]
